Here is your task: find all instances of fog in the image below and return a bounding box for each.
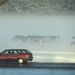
[0,16,75,37]
[0,16,75,63]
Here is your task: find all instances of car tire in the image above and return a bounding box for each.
[18,58,24,64]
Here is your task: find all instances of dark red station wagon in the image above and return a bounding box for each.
[0,49,33,64]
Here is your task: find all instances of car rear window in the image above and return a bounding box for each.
[25,50,31,53]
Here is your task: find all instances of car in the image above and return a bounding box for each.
[0,49,33,64]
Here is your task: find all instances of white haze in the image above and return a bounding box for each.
[0,16,75,63]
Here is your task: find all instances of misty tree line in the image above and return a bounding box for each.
[70,36,75,46]
[12,35,60,45]
[0,36,75,45]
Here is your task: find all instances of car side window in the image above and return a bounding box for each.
[17,50,22,54]
[9,50,13,54]
[21,50,26,53]
[1,50,9,55]
[13,50,18,54]
[5,51,9,54]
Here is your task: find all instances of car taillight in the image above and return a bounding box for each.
[26,55,29,58]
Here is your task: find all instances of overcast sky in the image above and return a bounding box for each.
[0,16,75,39]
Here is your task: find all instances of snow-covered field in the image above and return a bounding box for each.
[0,39,75,63]
[0,68,75,75]
[0,16,75,75]
[0,16,75,63]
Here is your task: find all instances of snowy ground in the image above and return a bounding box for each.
[0,68,75,75]
[0,16,75,63]
[4,40,75,63]
[0,39,75,63]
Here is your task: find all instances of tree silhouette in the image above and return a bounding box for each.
[0,0,8,6]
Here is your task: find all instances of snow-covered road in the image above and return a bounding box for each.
[0,68,75,75]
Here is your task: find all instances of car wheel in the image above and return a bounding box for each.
[18,58,24,64]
